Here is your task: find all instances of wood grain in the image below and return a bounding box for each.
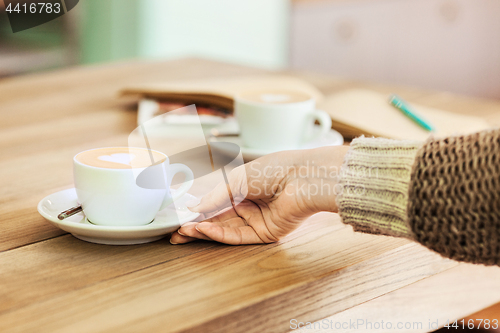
[178,243,456,333]
[0,214,455,333]
[297,263,500,332]
[1,58,500,332]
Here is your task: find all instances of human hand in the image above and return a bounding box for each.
[170,145,349,245]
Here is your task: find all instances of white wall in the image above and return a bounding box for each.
[139,0,290,69]
[291,0,500,98]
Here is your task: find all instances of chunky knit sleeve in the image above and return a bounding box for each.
[337,137,422,238]
[338,129,500,266]
[408,129,500,265]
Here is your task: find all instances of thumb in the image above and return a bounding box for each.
[190,165,248,214]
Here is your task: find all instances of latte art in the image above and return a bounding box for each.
[75,147,166,169]
[98,153,136,166]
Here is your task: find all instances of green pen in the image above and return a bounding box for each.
[389,94,435,132]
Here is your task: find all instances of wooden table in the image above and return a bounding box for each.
[1,59,500,333]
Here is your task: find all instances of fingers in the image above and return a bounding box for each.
[170,222,212,244]
[195,221,266,245]
[170,210,245,245]
[178,222,212,240]
[170,213,273,245]
[169,232,197,244]
[190,165,247,214]
[190,182,232,214]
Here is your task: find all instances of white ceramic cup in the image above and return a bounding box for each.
[73,147,194,226]
[235,90,332,150]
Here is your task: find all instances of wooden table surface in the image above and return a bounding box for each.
[1,58,500,333]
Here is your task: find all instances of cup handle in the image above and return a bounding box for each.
[304,109,332,143]
[159,163,194,211]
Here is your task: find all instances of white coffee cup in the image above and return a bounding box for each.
[73,147,194,226]
[234,90,332,150]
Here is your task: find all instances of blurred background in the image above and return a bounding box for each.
[1,0,500,99]
[1,1,500,330]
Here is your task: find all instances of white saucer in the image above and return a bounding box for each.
[209,126,344,160]
[37,188,200,245]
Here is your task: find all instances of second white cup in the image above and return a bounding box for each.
[235,90,332,150]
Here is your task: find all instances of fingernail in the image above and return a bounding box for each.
[170,238,179,245]
[177,229,187,236]
[195,224,209,234]
[185,199,200,208]
[188,206,201,214]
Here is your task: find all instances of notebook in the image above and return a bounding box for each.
[320,89,491,140]
[122,76,491,141]
[121,75,325,111]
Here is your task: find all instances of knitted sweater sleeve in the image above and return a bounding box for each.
[337,129,500,266]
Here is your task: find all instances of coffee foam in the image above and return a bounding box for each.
[237,90,312,104]
[75,147,166,169]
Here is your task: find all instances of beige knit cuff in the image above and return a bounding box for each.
[337,137,422,238]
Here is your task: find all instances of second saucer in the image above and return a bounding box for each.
[209,125,343,161]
